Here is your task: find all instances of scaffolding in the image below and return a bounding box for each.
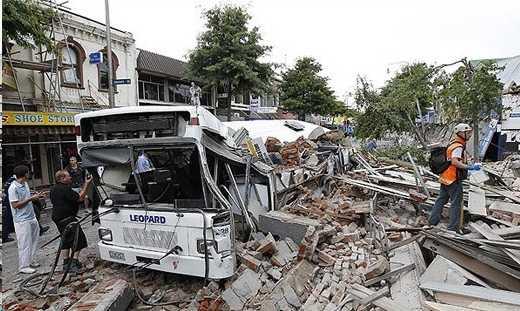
[2,0,106,112]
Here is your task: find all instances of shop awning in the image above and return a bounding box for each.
[3,126,75,136]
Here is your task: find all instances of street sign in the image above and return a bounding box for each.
[112,79,131,85]
[89,52,103,64]
[217,93,228,98]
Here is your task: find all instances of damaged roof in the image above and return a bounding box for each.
[225,120,328,143]
[472,54,520,90]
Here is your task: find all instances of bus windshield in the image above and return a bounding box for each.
[82,144,206,208]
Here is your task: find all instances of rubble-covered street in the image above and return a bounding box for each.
[3,129,520,311]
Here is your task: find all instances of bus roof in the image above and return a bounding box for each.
[75,105,229,138]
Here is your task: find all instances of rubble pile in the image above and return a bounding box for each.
[209,131,520,310]
[4,127,520,311]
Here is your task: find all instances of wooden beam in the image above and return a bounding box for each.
[365,263,415,286]
[389,239,426,310]
[349,284,410,311]
[358,287,390,306]
[423,238,520,291]
[419,255,490,288]
[489,201,520,215]
[469,223,520,266]
[420,281,520,310]
[423,301,493,311]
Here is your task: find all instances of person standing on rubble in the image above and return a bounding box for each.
[429,123,481,233]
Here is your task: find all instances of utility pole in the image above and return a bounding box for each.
[105,0,115,108]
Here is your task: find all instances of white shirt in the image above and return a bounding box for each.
[450,146,463,160]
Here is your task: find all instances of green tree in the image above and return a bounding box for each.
[355,64,447,145]
[279,57,337,120]
[2,0,56,51]
[441,60,503,159]
[354,76,392,139]
[187,5,273,121]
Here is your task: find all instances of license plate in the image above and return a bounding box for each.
[109,250,125,261]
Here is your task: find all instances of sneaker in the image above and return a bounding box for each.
[30,262,41,268]
[20,267,37,274]
[39,226,50,236]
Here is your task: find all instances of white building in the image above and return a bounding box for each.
[2,6,137,186]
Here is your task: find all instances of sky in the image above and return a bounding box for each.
[65,0,520,100]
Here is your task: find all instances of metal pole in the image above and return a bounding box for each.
[105,0,115,108]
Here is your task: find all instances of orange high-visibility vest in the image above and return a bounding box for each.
[439,138,466,185]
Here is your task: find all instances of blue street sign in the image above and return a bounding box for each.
[112,79,131,85]
[89,52,103,64]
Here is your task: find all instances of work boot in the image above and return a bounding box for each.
[63,258,79,274]
[71,258,83,270]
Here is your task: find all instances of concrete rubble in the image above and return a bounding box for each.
[3,130,520,311]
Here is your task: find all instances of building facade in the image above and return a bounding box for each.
[2,7,137,186]
[137,49,213,108]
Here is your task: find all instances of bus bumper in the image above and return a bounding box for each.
[98,241,235,279]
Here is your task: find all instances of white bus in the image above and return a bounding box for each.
[75,106,276,279]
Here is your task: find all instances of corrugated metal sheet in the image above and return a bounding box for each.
[473,54,520,88]
[137,49,187,79]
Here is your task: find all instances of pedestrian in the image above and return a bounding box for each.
[339,120,354,137]
[429,123,481,233]
[66,156,85,194]
[8,165,46,274]
[3,176,16,243]
[50,169,93,274]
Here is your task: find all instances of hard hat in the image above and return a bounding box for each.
[454,123,472,134]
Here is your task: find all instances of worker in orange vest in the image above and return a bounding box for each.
[429,123,481,233]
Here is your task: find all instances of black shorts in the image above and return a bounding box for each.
[54,217,88,251]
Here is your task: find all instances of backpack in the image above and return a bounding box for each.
[429,146,451,174]
[429,142,466,177]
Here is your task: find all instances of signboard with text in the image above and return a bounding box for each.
[113,79,131,85]
[89,52,103,64]
[2,111,76,126]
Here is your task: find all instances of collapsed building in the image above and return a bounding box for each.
[3,106,520,311]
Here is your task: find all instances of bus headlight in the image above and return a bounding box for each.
[98,228,113,241]
[197,239,217,254]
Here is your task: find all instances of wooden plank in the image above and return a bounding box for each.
[389,238,426,311]
[350,284,410,311]
[423,238,520,291]
[465,225,520,240]
[419,256,490,288]
[469,223,520,266]
[489,201,520,215]
[434,292,518,311]
[420,281,520,308]
[423,301,480,311]
[388,234,422,252]
[467,186,487,216]
[365,263,415,286]
[358,287,390,306]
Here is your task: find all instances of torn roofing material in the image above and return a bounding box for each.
[225,119,329,143]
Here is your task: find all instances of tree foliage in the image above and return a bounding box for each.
[355,63,447,141]
[279,57,336,119]
[2,0,56,51]
[187,5,273,120]
[355,59,503,158]
[441,60,503,122]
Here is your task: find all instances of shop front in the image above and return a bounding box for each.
[2,111,78,188]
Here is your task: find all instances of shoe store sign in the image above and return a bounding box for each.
[2,111,76,126]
